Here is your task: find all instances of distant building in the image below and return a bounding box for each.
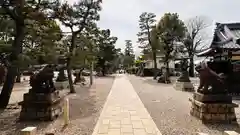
[144,41,185,69]
[144,54,175,69]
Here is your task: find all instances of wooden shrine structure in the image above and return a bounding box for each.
[197,22,240,95]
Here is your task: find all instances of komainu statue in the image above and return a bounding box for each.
[195,61,227,94]
[30,64,56,93]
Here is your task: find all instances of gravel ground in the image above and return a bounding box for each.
[128,75,240,135]
[0,76,115,135]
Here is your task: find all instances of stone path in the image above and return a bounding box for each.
[92,74,162,135]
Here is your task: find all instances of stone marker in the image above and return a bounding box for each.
[20,127,36,135]
[224,131,240,135]
[63,98,69,125]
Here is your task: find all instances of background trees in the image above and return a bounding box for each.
[184,16,211,77]
[156,13,186,81]
[0,0,56,108]
[53,0,102,93]
[0,0,119,109]
[123,40,135,69]
[137,12,157,78]
[95,29,118,76]
[136,12,211,80]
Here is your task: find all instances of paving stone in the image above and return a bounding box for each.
[132,120,144,129]
[91,75,162,135]
[98,126,108,134]
[109,124,121,129]
[121,118,132,125]
[122,133,134,135]
[110,120,121,125]
[134,129,147,135]
[121,126,133,133]
[108,128,121,135]
[141,119,154,126]
[102,119,110,125]
[131,116,141,120]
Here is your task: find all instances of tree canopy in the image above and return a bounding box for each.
[155,13,186,80]
[0,0,120,108]
[123,40,135,68]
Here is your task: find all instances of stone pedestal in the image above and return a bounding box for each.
[174,71,194,91]
[189,92,238,123]
[19,90,63,121]
[157,72,171,84]
[174,81,194,92]
[55,81,68,90]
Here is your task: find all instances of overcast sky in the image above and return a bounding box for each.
[64,0,240,56]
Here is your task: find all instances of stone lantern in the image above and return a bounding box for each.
[174,57,194,91]
[55,55,68,90]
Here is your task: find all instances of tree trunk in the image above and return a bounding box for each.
[166,61,170,81]
[0,23,24,108]
[0,66,18,108]
[102,65,105,76]
[67,32,77,93]
[56,68,67,82]
[73,68,84,84]
[67,64,75,93]
[0,65,6,85]
[16,69,21,83]
[189,57,195,77]
[90,62,93,85]
[152,50,158,80]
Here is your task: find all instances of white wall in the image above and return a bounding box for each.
[145,58,175,69]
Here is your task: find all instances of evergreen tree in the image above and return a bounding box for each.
[157,13,186,82]
[137,12,157,76]
[123,40,135,68]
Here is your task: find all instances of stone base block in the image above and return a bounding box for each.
[22,91,61,105]
[174,81,194,92]
[19,90,64,121]
[20,100,63,121]
[193,92,232,103]
[55,81,68,90]
[189,98,238,123]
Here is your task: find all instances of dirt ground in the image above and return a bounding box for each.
[0,76,115,135]
[128,75,240,135]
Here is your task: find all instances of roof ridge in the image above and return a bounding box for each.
[216,22,240,25]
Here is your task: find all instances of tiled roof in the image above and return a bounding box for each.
[231,30,240,38]
[213,41,240,49]
[210,22,240,49]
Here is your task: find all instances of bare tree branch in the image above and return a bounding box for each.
[185,16,211,53]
